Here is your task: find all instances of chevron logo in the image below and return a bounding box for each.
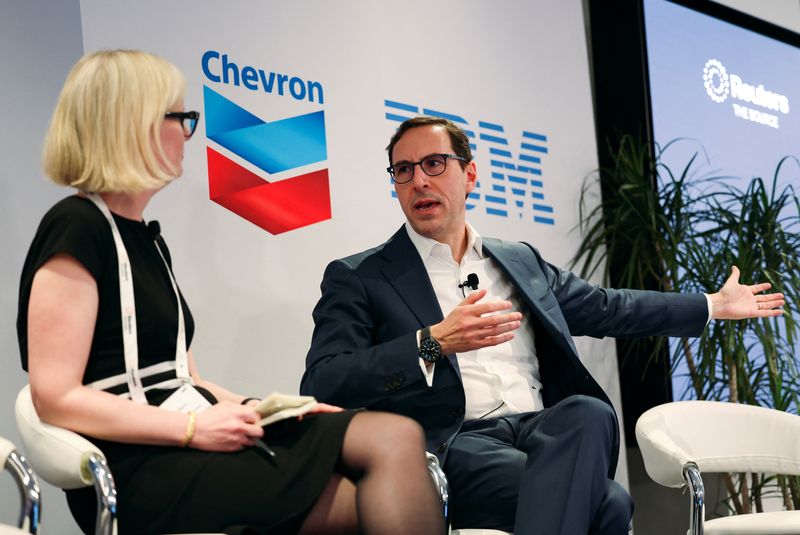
[203,85,330,234]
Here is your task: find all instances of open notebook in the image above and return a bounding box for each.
[255,393,318,426]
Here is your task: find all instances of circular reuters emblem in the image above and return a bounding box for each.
[703,59,729,103]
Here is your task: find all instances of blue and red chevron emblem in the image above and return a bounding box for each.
[203,85,330,234]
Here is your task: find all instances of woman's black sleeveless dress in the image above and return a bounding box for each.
[17,195,355,535]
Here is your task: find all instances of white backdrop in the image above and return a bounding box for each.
[4,2,799,532]
[78,0,627,484]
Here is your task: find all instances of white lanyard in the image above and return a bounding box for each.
[87,194,191,404]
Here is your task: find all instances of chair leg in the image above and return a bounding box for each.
[6,450,41,534]
[426,453,451,533]
[85,453,117,535]
[683,463,705,535]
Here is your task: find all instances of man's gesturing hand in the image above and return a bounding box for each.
[709,265,785,320]
[430,289,522,354]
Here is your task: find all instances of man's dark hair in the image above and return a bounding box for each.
[386,116,473,168]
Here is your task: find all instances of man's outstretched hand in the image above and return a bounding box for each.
[709,266,785,320]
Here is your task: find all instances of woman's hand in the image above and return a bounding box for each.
[297,402,344,421]
[242,398,261,408]
[190,402,264,452]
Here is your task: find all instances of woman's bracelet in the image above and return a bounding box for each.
[240,397,261,405]
[182,411,196,448]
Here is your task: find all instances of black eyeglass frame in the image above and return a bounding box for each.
[164,111,200,139]
[386,153,467,184]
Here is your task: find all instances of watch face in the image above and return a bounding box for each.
[420,337,442,363]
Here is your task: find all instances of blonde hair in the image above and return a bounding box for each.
[43,49,186,193]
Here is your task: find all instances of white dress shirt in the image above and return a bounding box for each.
[407,222,714,422]
[407,222,544,420]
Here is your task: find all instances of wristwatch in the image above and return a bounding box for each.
[419,326,443,363]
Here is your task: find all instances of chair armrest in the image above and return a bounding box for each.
[14,385,104,489]
[635,411,692,488]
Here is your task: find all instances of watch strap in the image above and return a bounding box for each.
[421,325,433,343]
[419,325,443,363]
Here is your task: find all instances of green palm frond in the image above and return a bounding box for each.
[572,136,800,512]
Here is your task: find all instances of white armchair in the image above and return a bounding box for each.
[0,435,40,535]
[14,385,116,535]
[636,400,800,535]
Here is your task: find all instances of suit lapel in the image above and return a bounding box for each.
[380,227,444,328]
[482,238,579,358]
[379,227,462,376]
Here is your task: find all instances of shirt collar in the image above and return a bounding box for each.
[404,221,484,263]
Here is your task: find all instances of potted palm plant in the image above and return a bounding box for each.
[573,135,800,513]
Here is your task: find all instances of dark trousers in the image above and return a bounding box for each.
[443,395,633,535]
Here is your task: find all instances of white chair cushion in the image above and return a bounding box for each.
[703,511,800,534]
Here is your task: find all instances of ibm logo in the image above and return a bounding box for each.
[385,100,554,226]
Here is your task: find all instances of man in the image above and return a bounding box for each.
[300,117,783,534]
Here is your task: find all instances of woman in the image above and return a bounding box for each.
[17,49,443,535]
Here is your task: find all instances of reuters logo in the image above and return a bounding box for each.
[703,59,730,103]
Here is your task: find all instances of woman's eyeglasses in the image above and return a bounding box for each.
[164,111,200,139]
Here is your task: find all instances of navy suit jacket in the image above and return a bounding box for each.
[301,226,708,469]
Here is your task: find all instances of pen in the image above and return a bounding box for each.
[254,438,277,458]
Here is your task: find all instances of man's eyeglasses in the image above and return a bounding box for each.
[164,111,200,139]
[387,153,467,184]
